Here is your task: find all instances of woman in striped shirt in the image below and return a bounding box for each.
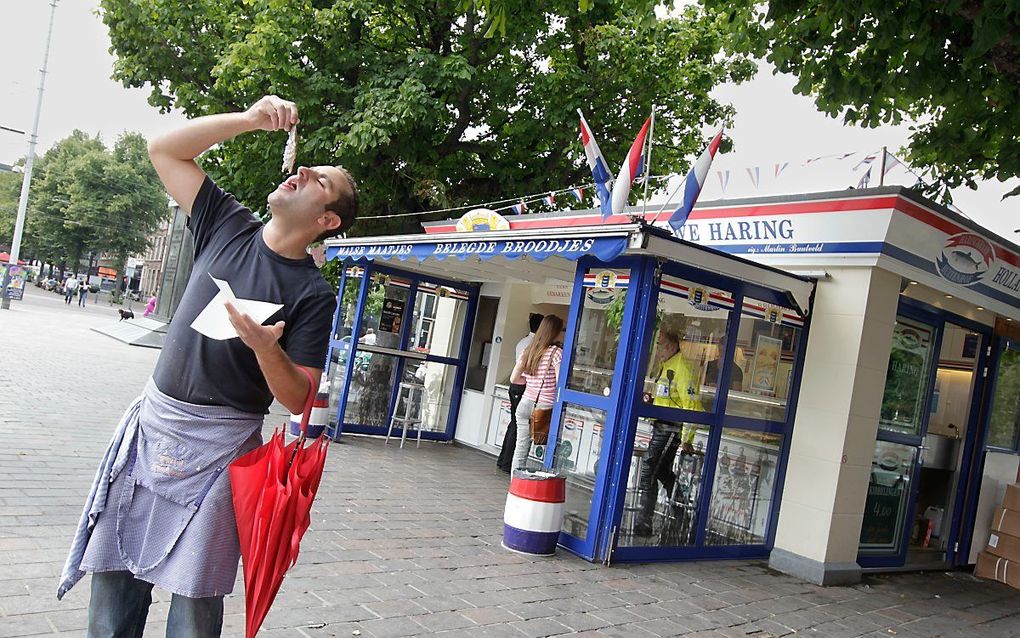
[509,315,564,471]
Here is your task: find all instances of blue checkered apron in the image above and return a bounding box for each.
[59,379,263,599]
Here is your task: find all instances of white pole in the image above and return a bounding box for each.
[641,106,655,219]
[4,0,58,309]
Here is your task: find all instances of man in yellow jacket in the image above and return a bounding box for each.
[634,327,703,536]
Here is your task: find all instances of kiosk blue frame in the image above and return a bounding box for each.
[539,255,812,563]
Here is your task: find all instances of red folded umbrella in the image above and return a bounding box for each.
[230,369,330,638]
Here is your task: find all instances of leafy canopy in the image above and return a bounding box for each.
[705,0,1020,200]
[100,0,754,235]
[4,131,169,285]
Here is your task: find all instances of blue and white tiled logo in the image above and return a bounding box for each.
[936,233,995,286]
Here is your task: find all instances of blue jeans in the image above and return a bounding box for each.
[87,571,224,638]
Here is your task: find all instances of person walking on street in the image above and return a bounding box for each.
[508,315,564,471]
[633,326,703,537]
[58,94,360,638]
[64,275,79,304]
[78,281,89,307]
[143,293,158,317]
[497,313,543,472]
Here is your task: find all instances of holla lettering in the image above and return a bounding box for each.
[992,266,1020,293]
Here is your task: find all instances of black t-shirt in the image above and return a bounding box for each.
[152,177,336,413]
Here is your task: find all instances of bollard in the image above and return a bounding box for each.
[502,469,566,556]
[289,380,329,439]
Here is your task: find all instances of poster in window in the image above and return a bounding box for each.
[379,298,405,334]
[879,320,934,434]
[749,335,782,395]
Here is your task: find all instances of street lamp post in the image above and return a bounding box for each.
[2,0,59,310]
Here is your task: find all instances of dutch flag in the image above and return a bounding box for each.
[610,117,651,217]
[571,187,585,203]
[511,201,527,215]
[578,110,613,219]
[544,192,556,207]
[668,130,723,235]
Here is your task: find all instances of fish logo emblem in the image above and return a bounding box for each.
[935,233,995,286]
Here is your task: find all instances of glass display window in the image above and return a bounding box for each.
[334,266,365,341]
[987,347,1020,450]
[566,268,630,397]
[619,417,711,548]
[355,272,412,350]
[410,282,471,358]
[342,351,402,427]
[879,317,937,436]
[640,274,734,414]
[724,297,804,423]
[705,429,782,546]
[859,441,917,553]
[552,403,608,541]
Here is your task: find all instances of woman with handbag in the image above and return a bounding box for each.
[508,315,564,471]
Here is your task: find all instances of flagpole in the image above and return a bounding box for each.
[641,106,655,220]
[879,146,887,187]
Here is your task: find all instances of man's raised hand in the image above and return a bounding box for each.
[224,301,285,355]
[245,95,299,132]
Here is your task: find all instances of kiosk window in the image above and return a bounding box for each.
[334,267,364,341]
[724,298,803,423]
[879,317,936,437]
[566,269,630,396]
[552,403,608,541]
[987,347,1020,449]
[620,418,710,548]
[409,283,470,358]
[641,274,734,413]
[343,352,401,427]
[355,273,411,350]
[706,429,782,546]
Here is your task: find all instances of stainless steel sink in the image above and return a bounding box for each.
[922,434,960,471]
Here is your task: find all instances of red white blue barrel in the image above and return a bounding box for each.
[289,389,329,439]
[503,470,566,556]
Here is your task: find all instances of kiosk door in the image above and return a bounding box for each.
[859,311,990,568]
[859,315,941,566]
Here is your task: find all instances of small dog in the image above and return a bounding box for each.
[118,309,135,321]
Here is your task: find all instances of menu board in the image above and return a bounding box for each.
[859,442,915,549]
[379,298,405,334]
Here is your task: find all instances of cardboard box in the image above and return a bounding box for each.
[975,551,1020,589]
[989,507,1020,538]
[987,530,1020,563]
[1003,483,1020,512]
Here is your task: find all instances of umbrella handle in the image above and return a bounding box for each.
[285,367,318,480]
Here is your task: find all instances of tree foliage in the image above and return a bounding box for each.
[4,131,169,287]
[0,170,23,252]
[706,0,1020,200]
[100,0,754,235]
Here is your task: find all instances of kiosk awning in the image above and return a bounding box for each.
[325,224,815,315]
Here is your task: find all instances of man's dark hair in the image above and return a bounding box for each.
[659,326,682,347]
[316,166,359,243]
[529,313,544,333]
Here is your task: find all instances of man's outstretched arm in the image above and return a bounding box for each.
[147,95,299,214]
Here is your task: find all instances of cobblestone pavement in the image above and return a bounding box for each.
[3,285,1020,637]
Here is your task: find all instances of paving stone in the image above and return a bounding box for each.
[413,610,475,632]
[3,288,1020,637]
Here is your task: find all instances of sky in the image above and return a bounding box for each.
[2,1,1018,239]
